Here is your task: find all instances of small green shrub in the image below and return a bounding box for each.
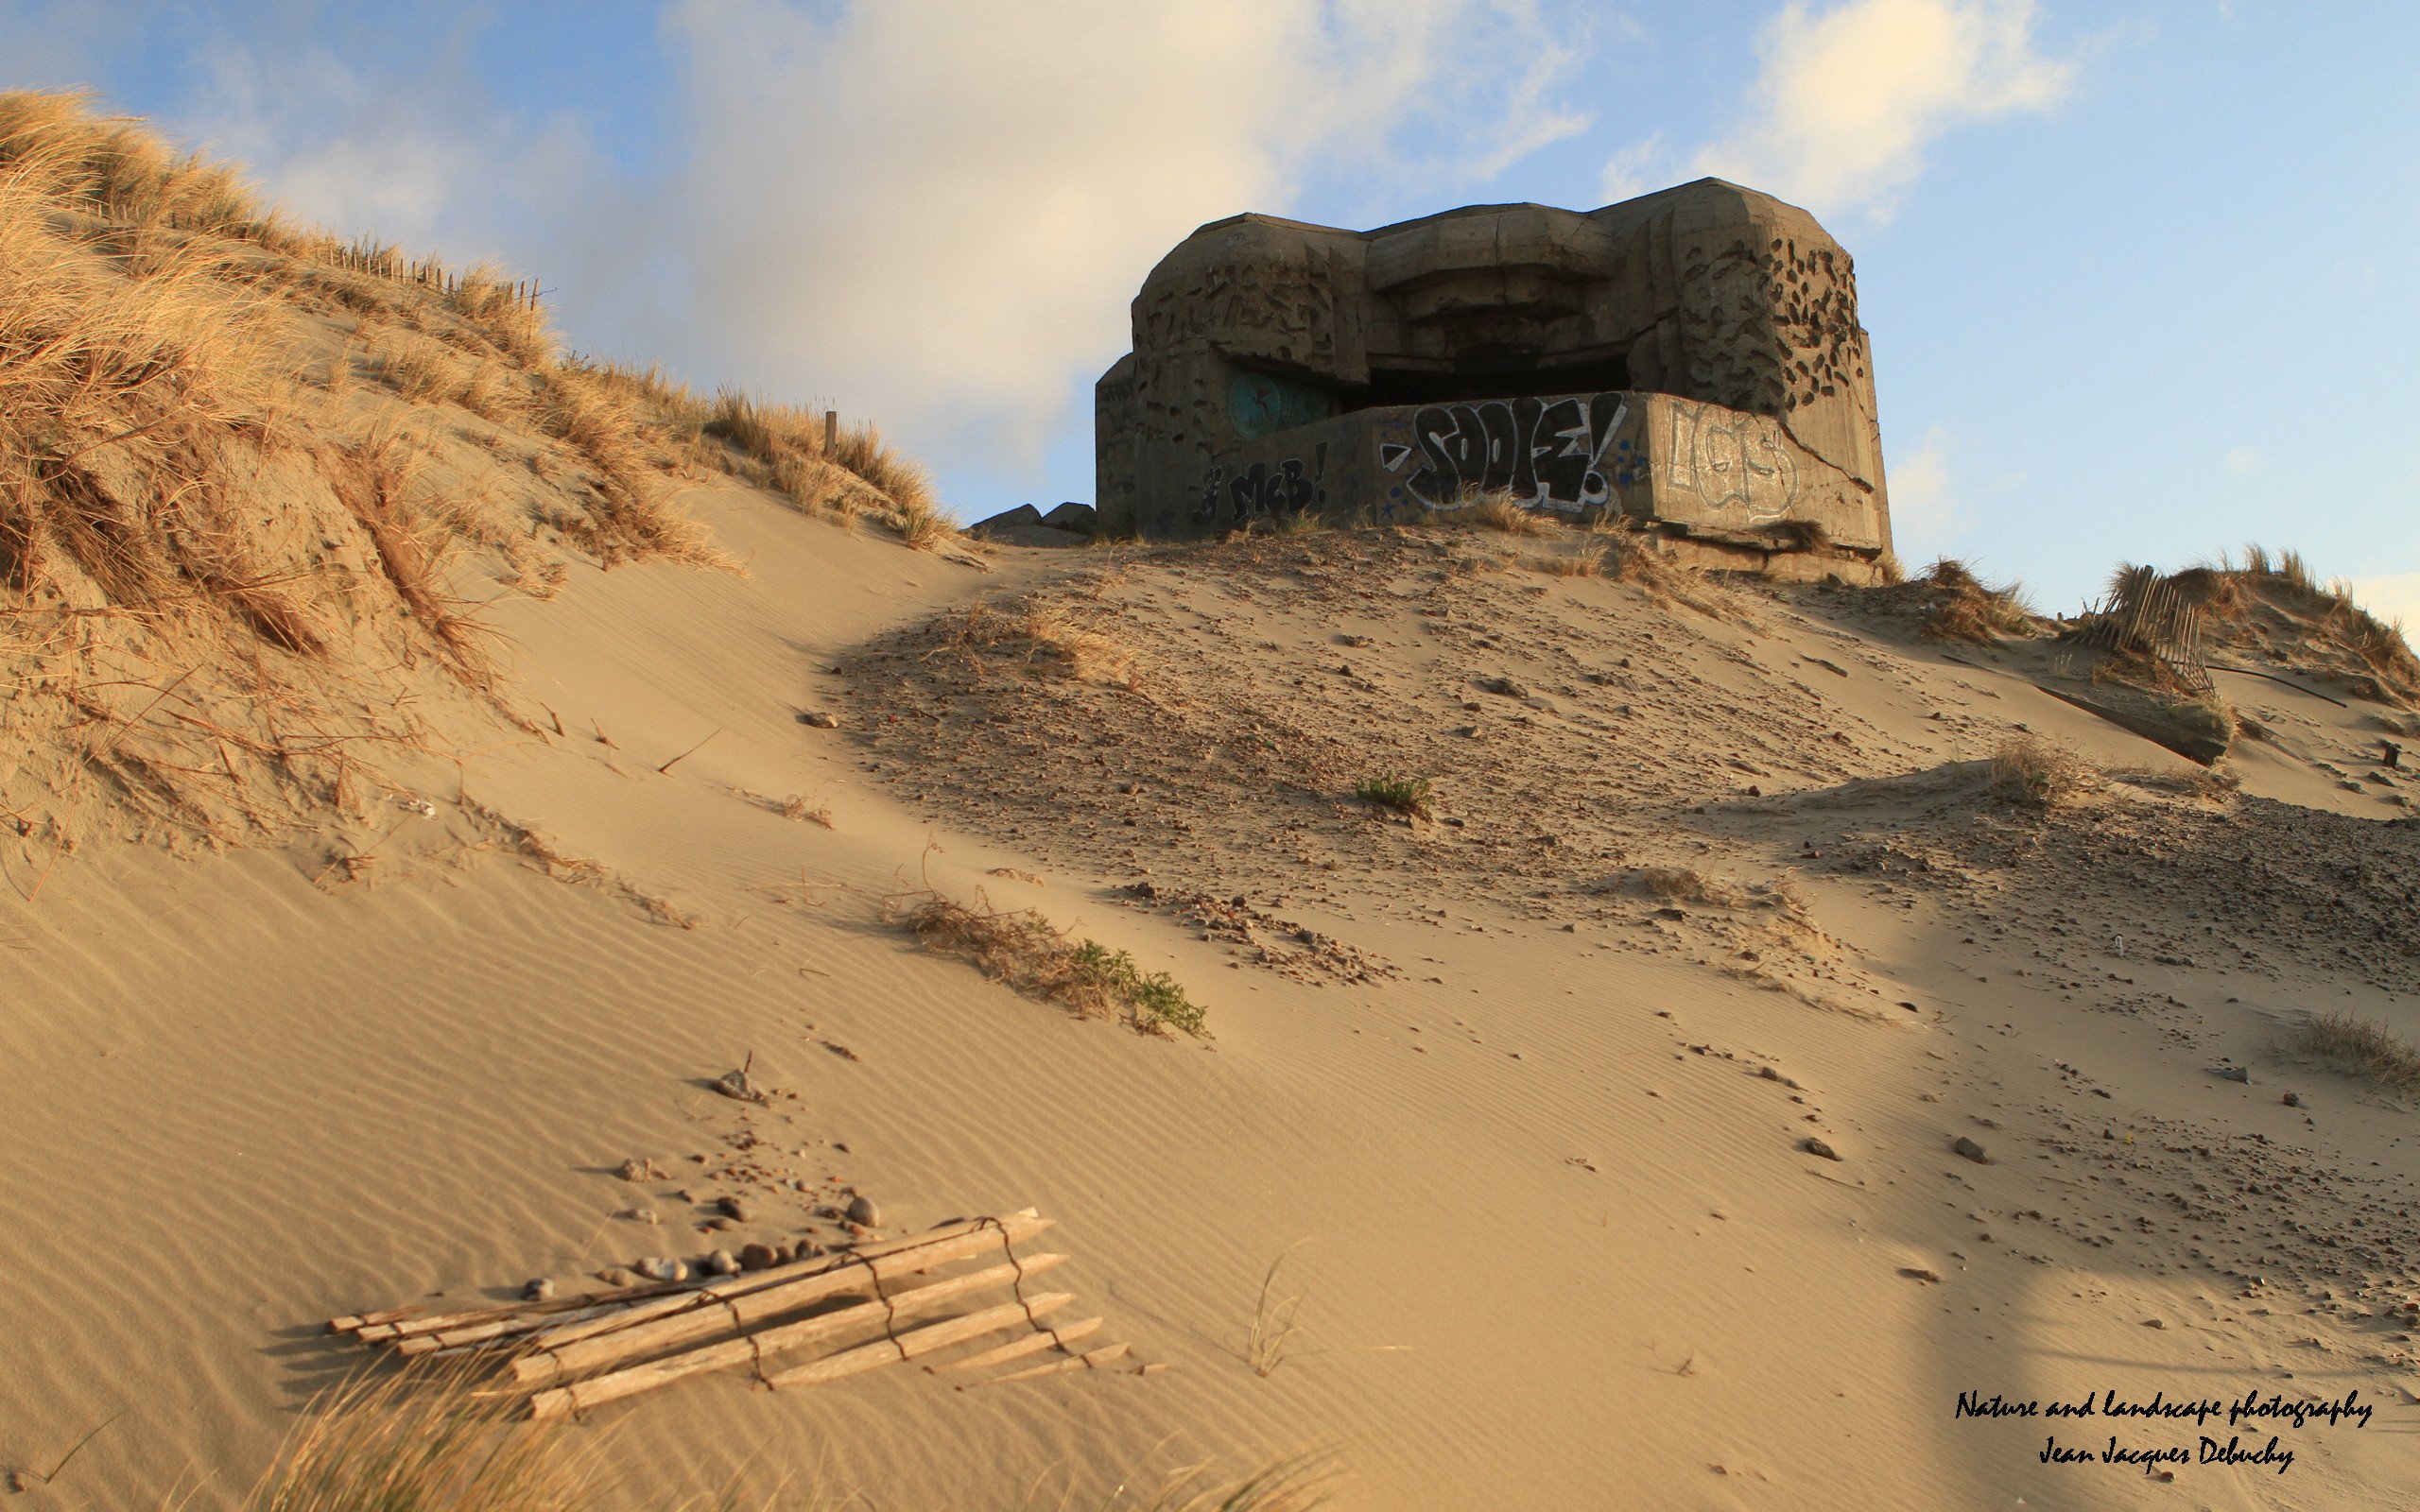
[1071,939,1208,1038]
[1355,774,1432,818]
[891,891,1208,1038]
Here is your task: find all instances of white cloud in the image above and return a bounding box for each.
[2349,573,2420,632]
[1693,0,2073,220]
[645,0,1597,472]
[179,40,607,269]
[1598,132,1665,205]
[1886,423,1964,550]
[2224,444,2259,475]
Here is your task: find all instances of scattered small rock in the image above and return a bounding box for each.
[2282,1091,2303,1108]
[704,1249,740,1277]
[2215,1065,2252,1084]
[597,1266,640,1287]
[1802,1137,1841,1161]
[718,1194,751,1222]
[1900,1267,1943,1284]
[639,1257,687,1283]
[845,1194,881,1227]
[739,1242,780,1271]
[1951,1136,1991,1164]
[524,1277,555,1302]
[615,1157,659,1182]
[799,711,842,729]
[712,1067,769,1103]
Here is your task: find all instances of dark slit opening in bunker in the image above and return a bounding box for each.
[1347,353,1633,410]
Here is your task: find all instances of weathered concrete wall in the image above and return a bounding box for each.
[1098,180,1891,559]
[1184,389,1883,552]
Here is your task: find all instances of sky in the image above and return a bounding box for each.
[6,0,2415,620]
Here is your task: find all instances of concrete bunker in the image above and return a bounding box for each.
[1095,180,1893,578]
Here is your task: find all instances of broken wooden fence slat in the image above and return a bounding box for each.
[402,1301,630,1357]
[766,1292,1075,1390]
[327,1304,424,1333]
[527,1210,1042,1357]
[353,1279,680,1342]
[974,1340,1131,1387]
[942,1315,1101,1373]
[525,1252,1068,1420]
[512,1214,1054,1388]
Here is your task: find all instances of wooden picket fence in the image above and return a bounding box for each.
[328,1210,1141,1417]
[328,238,544,312]
[2072,564,2213,693]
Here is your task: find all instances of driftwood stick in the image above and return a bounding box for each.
[768,1292,1075,1390]
[973,1340,1131,1387]
[940,1315,1101,1373]
[513,1214,1053,1388]
[527,1254,1065,1420]
[527,1211,1042,1357]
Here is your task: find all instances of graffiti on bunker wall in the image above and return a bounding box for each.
[1194,441,1330,529]
[1229,370,1334,439]
[1662,400,1798,523]
[1381,393,1641,513]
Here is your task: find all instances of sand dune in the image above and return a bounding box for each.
[9,480,2420,1508]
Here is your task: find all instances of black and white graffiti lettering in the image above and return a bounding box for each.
[1663,401,1798,522]
[1193,441,1329,529]
[1388,392,1639,513]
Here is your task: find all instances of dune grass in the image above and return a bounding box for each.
[240,1366,596,1512]
[891,890,1209,1037]
[1353,773,1433,819]
[1458,485,1556,537]
[698,389,949,548]
[2305,1009,2420,1092]
[243,1365,1331,1510]
[1988,734,2094,809]
[1919,558,2034,644]
[0,88,955,847]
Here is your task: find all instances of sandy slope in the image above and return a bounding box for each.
[6,492,2419,1510]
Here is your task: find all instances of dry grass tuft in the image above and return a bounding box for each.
[1638,867,1746,907]
[939,599,1142,688]
[778,794,835,827]
[1989,734,2095,809]
[1458,485,1557,537]
[891,890,1208,1036]
[2113,763,2240,804]
[1581,519,1740,620]
[243,1366,597,1512]
[1126,1452,1340,1512]
[697,390,948,549]
[2305,1010,2420,1092]
[1919,558,2034,644]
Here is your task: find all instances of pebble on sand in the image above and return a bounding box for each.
[846,1194,881,1226]
[1802,1137,1841,1161]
